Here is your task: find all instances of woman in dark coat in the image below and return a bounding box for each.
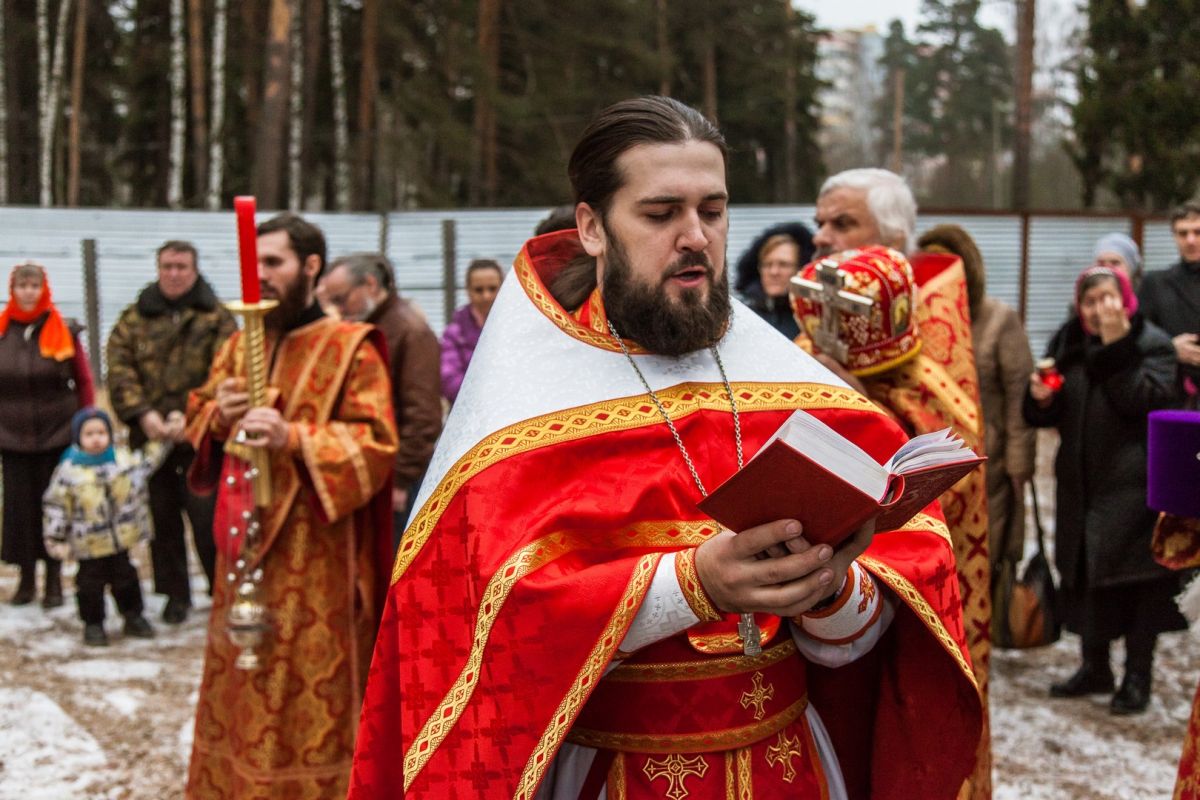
[734,222,814,339]
[1024,258,1183,714]
[0,262,94,607]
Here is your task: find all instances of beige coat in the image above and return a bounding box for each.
[972,297,1037,565]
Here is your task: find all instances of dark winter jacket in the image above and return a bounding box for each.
[742,285,801,340]
[1138,259,1200,389]
[1023,313,1180,590]
[106,276,236,448]
[0,316,92,453]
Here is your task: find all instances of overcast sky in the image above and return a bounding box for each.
[795,0,1016,39]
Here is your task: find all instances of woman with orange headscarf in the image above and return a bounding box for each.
[0,262,94,607]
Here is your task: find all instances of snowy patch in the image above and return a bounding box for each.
[101,688,144,717]
[55,658,162,682]
[0,687,106,799]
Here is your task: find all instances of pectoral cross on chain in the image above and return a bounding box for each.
[739,613,762,656]
[789,259,874,363]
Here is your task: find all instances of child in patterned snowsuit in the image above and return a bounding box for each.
[43,407,175,645]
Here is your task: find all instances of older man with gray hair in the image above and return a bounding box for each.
[812,167,917,256]
[320,253,443,534]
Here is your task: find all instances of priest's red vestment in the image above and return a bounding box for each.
[351,231,982,799]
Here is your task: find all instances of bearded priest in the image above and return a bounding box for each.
[350,97,981,800]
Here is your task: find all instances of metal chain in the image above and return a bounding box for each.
[607,321,742,497]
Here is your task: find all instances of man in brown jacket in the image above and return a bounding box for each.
[320,253,443,537]
[106,241,237,623]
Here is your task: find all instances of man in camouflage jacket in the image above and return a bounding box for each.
[105,241,236,624]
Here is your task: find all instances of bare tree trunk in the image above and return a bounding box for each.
[38,0,49,128]
[287,0,303,209]
[356,0,378,208]
[39,0,72,207]
[472,0,500,206]
[327,0,350,210]
[67,0,88,206]
[206,0,227,209]
[701,22,717,123]
[166,0,186,208]
[187,0,209,200]
[257,0,293,208]
[891,68,905,173]
[656,0,671,96]
[1012,0,1035,210]
[301,0,322,207]
[782,2,796,201]
[0,0,9,204]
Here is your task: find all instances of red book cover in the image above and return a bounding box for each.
[697,439,983,547]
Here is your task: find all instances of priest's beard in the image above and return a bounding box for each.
[264,272,312,331]
[602,227,730,357]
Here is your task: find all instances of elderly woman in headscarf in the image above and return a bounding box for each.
[0,262,94,607]
[1024,240,1182,715]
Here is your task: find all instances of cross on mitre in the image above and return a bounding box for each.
[790,258,874,363]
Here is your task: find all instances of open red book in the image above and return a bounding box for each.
[697,410,984,547]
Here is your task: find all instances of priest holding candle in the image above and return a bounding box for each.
[183,203,398,800]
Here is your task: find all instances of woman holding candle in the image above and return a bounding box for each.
[1024,247,1183,714]
[0,262,94,607]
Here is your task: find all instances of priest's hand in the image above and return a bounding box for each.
[694,518,873,618]
[238,407,289,451]
[215,377,250,426]
[1175,332,1200,367]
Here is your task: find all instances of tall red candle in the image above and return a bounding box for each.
[234,196,261,304]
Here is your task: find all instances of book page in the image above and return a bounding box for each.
[770,409,890,501]
[885,428,977,473]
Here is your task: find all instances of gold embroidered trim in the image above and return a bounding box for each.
[402,522,709,790]
[395,383,882,582]
[905,354,981,436]
[724,751,736,799]
[737,747,754,799]
[604,639,797,683]
[513,554,661,799]
[333,423,372,506]
[858,555,978,692]
[891,511,953,548]
[609,751,627,800]
[514,248,647,354]
[565,697,807,754]
[676,547,723,623]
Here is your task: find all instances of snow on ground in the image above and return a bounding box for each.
[0,687,106,800]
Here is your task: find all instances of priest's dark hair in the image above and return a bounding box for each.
[568,95,727,217]
[257,212,328,279]
[551,96,726,310]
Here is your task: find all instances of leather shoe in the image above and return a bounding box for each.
[83,624,108,646]
[124,614,155,639]
[162,598,189,625]
[1111,672,1151,715]
[1050,662,1114,697]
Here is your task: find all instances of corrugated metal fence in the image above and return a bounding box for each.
[0,206,1178,377]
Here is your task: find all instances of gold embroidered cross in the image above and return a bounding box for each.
[642,753,709,800]
[739,671,775,720]
[766,731,805,783]
[858,568,876,613]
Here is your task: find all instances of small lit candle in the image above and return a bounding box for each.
[234,196,260,304]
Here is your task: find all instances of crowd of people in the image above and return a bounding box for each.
[0,94,1198,799]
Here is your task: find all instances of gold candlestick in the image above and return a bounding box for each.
[223,298,277,670]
